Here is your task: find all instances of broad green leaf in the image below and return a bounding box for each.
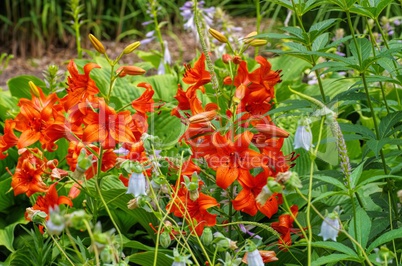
[7,75,47,100]
[281,26,305,39]
[349,208,371,249]
[148,110,185,148]
[0,218,29,252]
[367,227,402,252]
[312,190,348,203]
[128,250,173,266]
[309,19,338,34]
[0,177,15,212]
[311,241,358,256]
[366,138,402,158]
[311,254,360,266]
[339,123,376,140]
[0,90,18,121]
[141,74,178,102]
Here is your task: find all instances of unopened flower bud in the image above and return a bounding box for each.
[68,210,91,231]
[267,178,283,193]
[76,149,94,172]
[249,39,268,47]
[88,34,106,54]
[277,171,302,190]
[127,198,139,209]
[201,227,213,246]
[160,231,171,248]
[28,81,41,97]
[233,55,242,64]
[117,66,146,77]
[244,31,257,44]
[375,245,395,264]
[26,207,47,223]
[123,41,141,54]
[222,54,232,64]
[209,28,228,43]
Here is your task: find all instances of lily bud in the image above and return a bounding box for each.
[188,110,217,123]
[209,28,228,43]
[123,41,141,54]
[222,54,232,64]
[244,31,257,44]
[88,34,106,54]
[28,81,40,97]
[233,55,242,64]
[249,39,268,47]
[117,66,146,77]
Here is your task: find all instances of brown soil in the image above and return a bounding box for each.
[0,17,268,90]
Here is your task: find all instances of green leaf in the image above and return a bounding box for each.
[311,254,360,266]
[311,241,358,256]
[349,208,371,249]
[0,90,18,121]
[312,33,329,51]
[351,163,364,187]
[366,138,402,158]
[349,38,372,63]
[7,75,47,100]
[0,177,15,212]
[367,227,402,253]
[0,218,29,252]
[309,19,338,34]
[378,111,402,138]
[313,175,347,190]
[128,250,173,266]
[148,110,185,148]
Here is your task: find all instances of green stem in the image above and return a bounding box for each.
[254,0,261,57]
[193,0,219,92]
[48,231,75,266]
[95,149,124,261]
[84,219,100,266]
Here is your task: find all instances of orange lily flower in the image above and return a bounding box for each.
[0,119,18,159]
[168,186,219,236]
[82,98,136,148]
[27,182,73,219]
[232,170,282,218]
[11,148,48,197]
[242,250,278,264]
[131,82,154,115]
[62,60,101,110]
[271,205,299,247]
[183,53,211,91]
[206,131,262,189]
[14,86,59,150]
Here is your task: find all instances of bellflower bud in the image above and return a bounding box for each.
[127,172,147,197]
[160,231,172,248]
[318,210,340,241]
[294,119,313,151]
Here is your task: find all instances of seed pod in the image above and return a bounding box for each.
[123,41,141,54]
[88,34,106,54]
[209,28,228,43]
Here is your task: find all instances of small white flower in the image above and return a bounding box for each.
[294,122,313,151]
[126,172,147,197]
[318,215,340,241]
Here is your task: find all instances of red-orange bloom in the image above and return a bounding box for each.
[232,170,282,218]
[62,60,101,110]
[131,82,154,115]
[0,119,18,159]
[11,148,48,197]
[242,250,278,264]
[14,86,59,150]
[82,98,136,148]
[168,187,218,236]
[271,205,299,247]
[27,183,73,219]
[206,131,262,189]
[183,53,211,91]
